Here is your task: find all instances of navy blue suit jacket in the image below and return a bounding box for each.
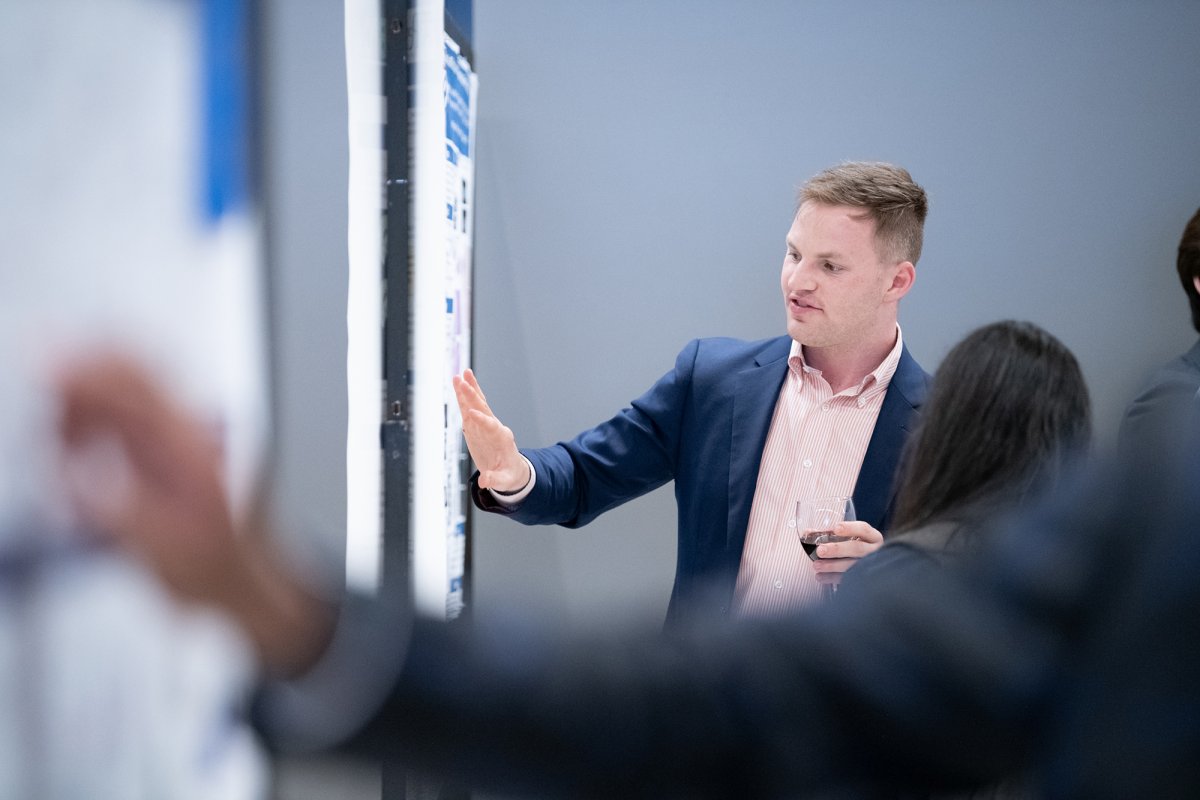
[472,335,930,624]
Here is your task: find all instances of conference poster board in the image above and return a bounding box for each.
[411,6,478,620]
[345,0,476,620]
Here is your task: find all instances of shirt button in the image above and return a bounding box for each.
[774,580,783,589]
[803,458,813,468]
[822,403,830,411]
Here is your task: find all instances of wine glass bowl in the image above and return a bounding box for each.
[796,497,856,561]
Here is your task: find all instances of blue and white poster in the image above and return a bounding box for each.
[441,35,477,619]
[409,0,477,621]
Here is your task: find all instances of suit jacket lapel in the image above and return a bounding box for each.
[727,338,791,552]
[853,345,929,531]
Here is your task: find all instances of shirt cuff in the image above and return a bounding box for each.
[487,455,535,506]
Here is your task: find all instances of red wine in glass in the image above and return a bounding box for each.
[799,530,850,560]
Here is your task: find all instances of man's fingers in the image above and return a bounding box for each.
[463,368,483,397]
[815,539,879,561]
[452,374,476,412]
[461,407,504,437]
[837,520,883,543]
[809,521,886,561]
[811,556,858,574]
[464,369,501,418]
[453,372,491,419]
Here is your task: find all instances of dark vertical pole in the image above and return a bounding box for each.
[381,4,412,798]
[381,2,411,601]
[381,2,472,797]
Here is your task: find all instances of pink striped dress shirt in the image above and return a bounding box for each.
[731,330,904,617]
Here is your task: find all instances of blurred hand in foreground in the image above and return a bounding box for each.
[56,352,333,676]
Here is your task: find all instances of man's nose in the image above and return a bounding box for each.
[786,260,817,292]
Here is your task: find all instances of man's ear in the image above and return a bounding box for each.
[885,261,916,302]
[1192,275,1200,296]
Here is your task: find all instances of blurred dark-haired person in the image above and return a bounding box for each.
[836,320,1091,799]
[844,320,1091,577]
[1120,207,1200,447]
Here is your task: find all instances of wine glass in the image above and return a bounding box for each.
[795,496,856,599]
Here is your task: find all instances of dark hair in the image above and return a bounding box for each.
[891,321,1091,534]
[1177,208,1200,333]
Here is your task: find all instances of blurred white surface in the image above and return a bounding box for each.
[0,547,264,799]
[0,2,271,797]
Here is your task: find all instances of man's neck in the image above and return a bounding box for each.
[802,327,899,394]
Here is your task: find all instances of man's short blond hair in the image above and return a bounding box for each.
[799,162,928,264]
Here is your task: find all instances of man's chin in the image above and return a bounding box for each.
[787,326,827,348]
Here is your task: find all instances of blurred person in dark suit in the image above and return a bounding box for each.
[1120,206,1200,447]
[58,352,1200,799]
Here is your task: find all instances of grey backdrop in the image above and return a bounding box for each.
[266,1,1200,634]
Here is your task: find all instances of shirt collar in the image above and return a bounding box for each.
[787,325,904,400]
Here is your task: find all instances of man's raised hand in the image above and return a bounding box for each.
[452,369,530,492]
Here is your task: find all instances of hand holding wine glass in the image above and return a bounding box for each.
[795,496,882,598]
[797,496,856,554]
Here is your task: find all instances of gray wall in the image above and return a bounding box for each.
[467,0,1200,630]
[264,1,1200,632]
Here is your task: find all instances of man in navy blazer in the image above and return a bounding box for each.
[456,162,932,623]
